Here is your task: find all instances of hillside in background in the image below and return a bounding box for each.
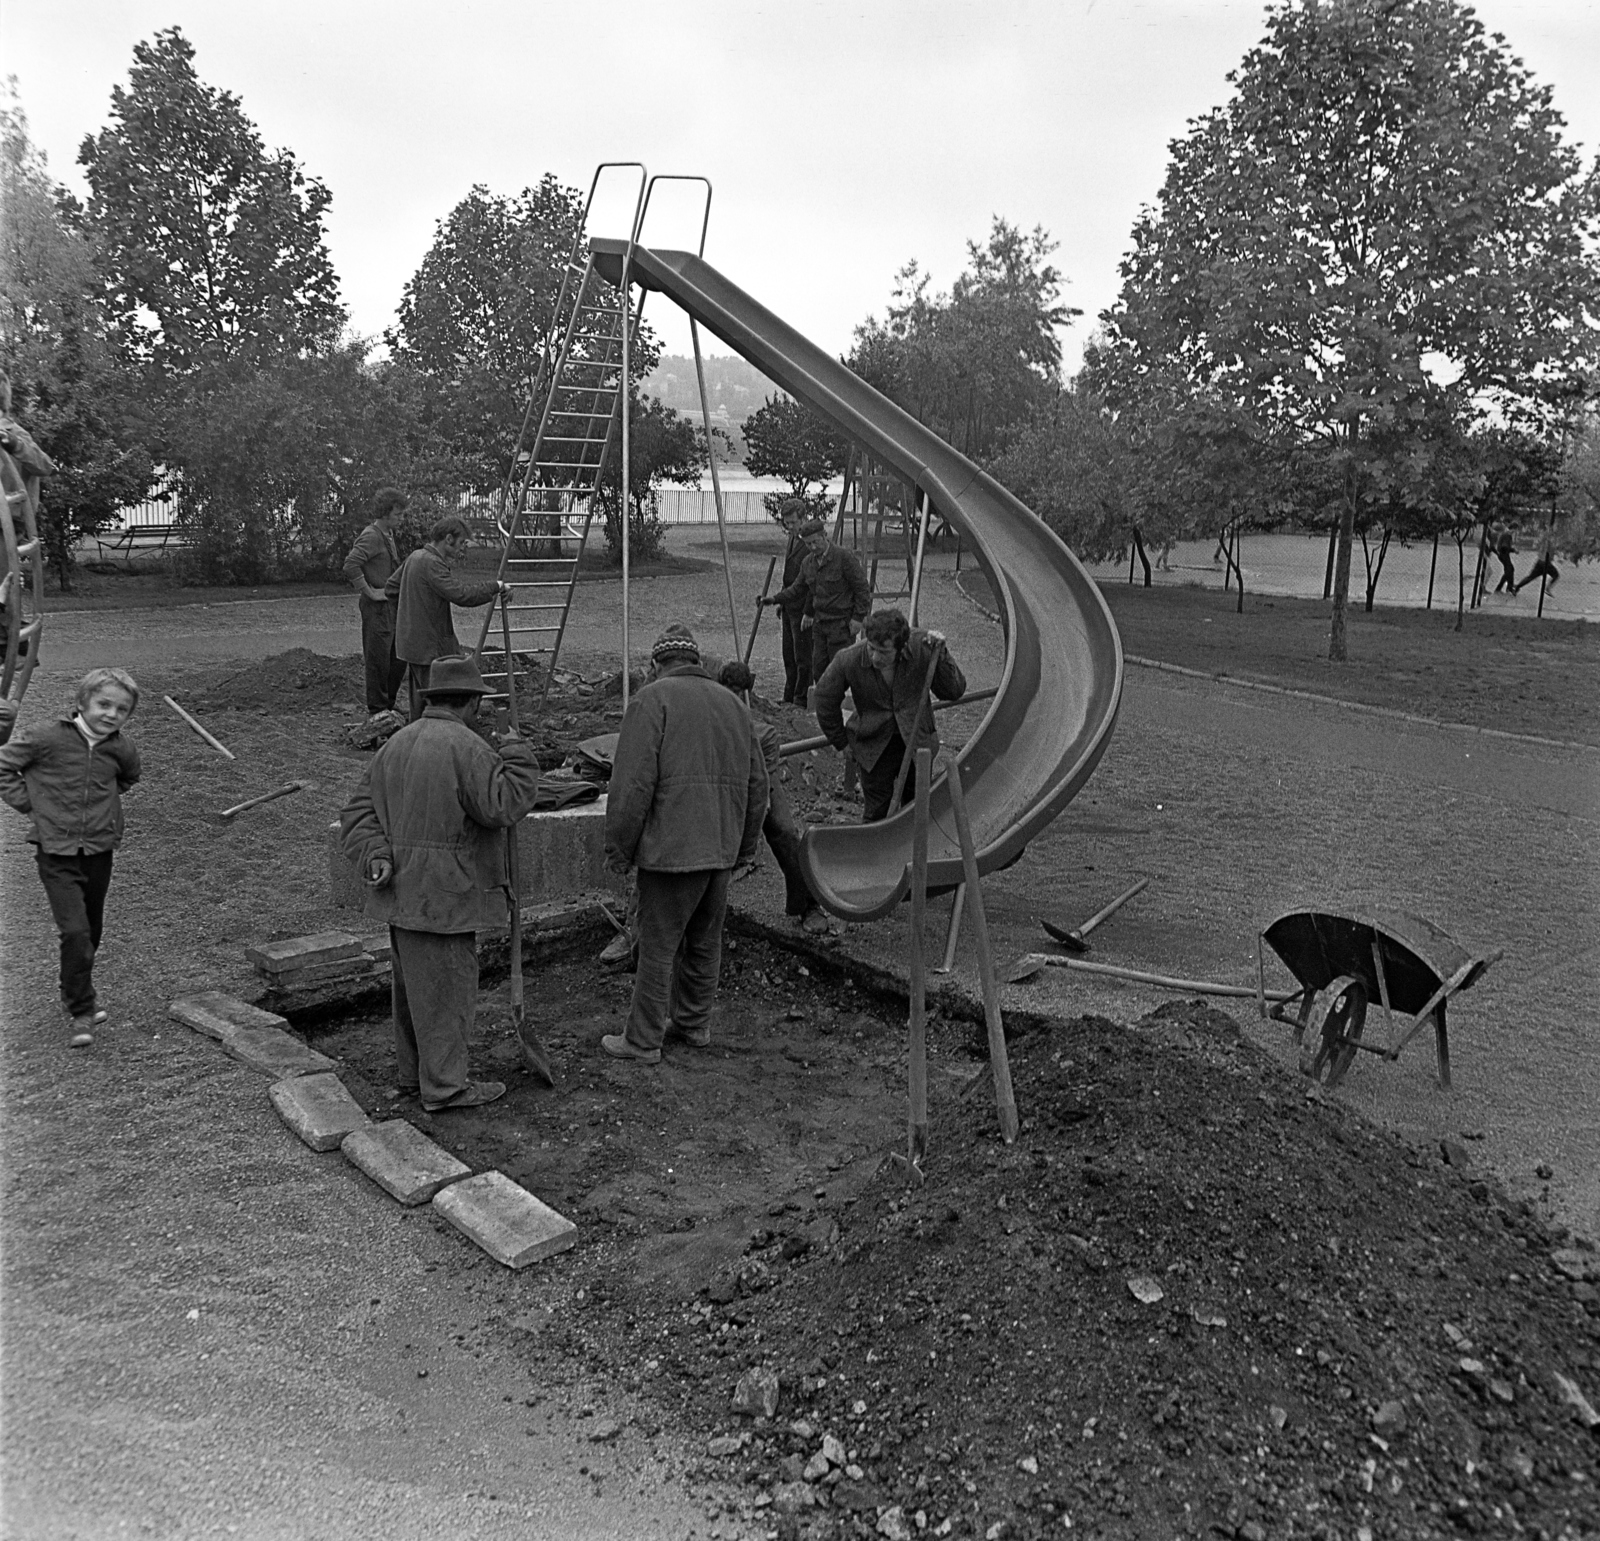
[642,354,788,460]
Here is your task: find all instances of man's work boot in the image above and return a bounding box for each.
[601,1033,661,1065]
[423,1080,506,1112]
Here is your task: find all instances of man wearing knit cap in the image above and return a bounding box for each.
[602,624,768,1062]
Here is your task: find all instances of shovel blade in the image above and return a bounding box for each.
[516,1018,556,1087]
[1005,954,1049,984]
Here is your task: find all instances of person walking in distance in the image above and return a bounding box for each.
[814,608,967,823]
[1515,531,1561,595]
[340,655,541,1111]
[760,517,870,695]
[386,514,508,718]
[601,626,767,1063]
[717,660,829,936]
[342,487,409,713]
[0,668,141,1047]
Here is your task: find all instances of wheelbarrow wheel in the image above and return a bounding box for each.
[1299,975,1368,1088]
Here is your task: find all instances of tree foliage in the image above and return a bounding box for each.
[2,90,152,587]
[594,394,706,565]
[850,219,1077,461]
[1088,0,1600,658]
[77,27,344,374]
[741,392,849,497]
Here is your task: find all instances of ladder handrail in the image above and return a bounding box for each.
[639,174,713,258]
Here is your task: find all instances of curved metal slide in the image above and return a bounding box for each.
[595,239,1124,921]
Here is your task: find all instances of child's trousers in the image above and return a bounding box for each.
[35,851,114,1017]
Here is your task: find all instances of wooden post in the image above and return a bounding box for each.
[907,747,932,1174]
[943,753,1018,1143]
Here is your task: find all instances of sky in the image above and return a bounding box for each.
[5,0,1599,377]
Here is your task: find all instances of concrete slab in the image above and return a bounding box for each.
[169,991,290,1042]
[268,1072,371,1152]
[342,1119,471,1205]
[264,955,379,990]
[220,1025,335,1079]
[431,1170,577,1269]
[328,804,625,911]
[247,931,364,974]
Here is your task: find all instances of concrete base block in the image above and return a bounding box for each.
[329,801,625,911]
[269,1071,371,1152]
[342,1119,471,1205]
[431,1170,577,1269]
[247,932,364,974]
[221,1026,336,1079]
[268,955,379,990]
[170,992,290,1042]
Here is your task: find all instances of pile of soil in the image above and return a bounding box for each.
[314,942,1600,1541]
[186,647,367,713]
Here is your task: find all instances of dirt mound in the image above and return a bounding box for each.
[528,1006,1600,1541]
[188,648,366,713]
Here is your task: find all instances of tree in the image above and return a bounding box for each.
[1,89,152,588]
[166,342,425,584]
[388,179,669,490]
[741,392,849,501]
[850,219,1078,462]
[1089,0,1600,660]
[77,27,344,374]
[594,395,705,565]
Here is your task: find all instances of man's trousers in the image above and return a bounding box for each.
[624,868,732,1050]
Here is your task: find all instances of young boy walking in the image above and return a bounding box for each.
[0,669,142,1046]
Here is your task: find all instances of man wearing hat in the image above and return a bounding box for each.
[760,517,871,692]
[602,625,768,1062]
[340,655,541,1110]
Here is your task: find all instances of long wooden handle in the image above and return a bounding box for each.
[500,596,524,1025]
[944,752,1018,1144]
[1011,952,1298,998]
[218,782,304,819]
[163,696,235,759]
[743,555,778,666]
[907,746,932,1174]
[1076,877,1150,940]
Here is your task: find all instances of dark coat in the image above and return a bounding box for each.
[814,631,967,771]
[0,717,141,854]
[339,708,541,933]
[605,662,767,873]
[772,541,871,626]
[343,520,400,596]
[386,547,500,665]
[776,530,808,614]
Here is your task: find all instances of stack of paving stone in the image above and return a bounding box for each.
[169,989,577,1270]
[246,930,390,1008]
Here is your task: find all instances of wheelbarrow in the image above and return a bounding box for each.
[1257,907,1502,1091]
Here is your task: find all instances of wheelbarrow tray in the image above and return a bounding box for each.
[1262,906,1494,1017]
[1260,906,1500,1090]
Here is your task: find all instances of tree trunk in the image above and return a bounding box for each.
[1323,523,1338,600]
[1132,527,1152,587]
[1327,470,1357,662]
[1362,527,1391,612]
[1454,533,1468,633]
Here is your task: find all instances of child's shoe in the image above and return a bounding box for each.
[69,1018,95,1048]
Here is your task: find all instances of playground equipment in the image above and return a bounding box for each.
[1,445,46,717]
[485,167,1123,926]
[1258,906,1501,1090]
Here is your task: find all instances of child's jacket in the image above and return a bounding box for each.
[0,717,142,853]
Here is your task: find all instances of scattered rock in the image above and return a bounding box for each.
[771,1481,816,1514]
[587,1416,622,1442]
[1269,1405,1288,1430]
[803,1452,830,1481]
[1240,1522,1267,1541]
[707,1434,746,1457]
[877,1506,913,1541]
[1126,1275,1164,1305]
[1372,1400,1407,1436]
[1552,1371,1600,1429]
[733,1366,780,1419]
[707,1270,738,1305]
[821,1433,847,1467]
[1552,1249,1595,1282]
[1439,1139,1470,1168]
[778,1454,805,1483]
[1018,1454,1039,1474]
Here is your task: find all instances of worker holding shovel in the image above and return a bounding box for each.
[339,655,540,1112]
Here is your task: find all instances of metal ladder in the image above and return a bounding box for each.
[0,445,46,710]
[474,165,648,711]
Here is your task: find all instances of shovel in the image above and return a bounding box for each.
[499,597,555,1087]
[1041,877,1149,954]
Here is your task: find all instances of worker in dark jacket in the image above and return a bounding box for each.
[342,486,409,713]
[340,655,541,1111]
[814,608,967,822]
[385,514,508,719]
[772,499,813,704]
[762,518,870,687]
[602,625,767,1062]
[718,660,828,935]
